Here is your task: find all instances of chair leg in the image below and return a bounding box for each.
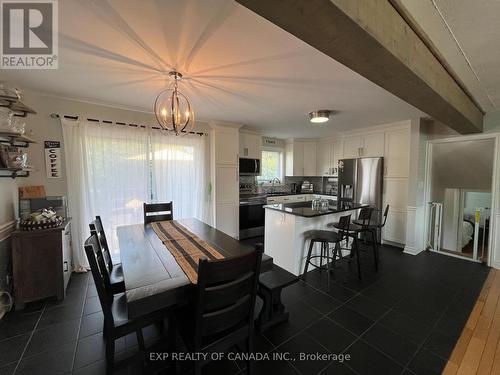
[371,229,379,271]
[325,243,331,291]
[353,237,362,280]
[247,334,255,375]
[302,239,315,280]
[105,338,115,375]
[319,242,324,272]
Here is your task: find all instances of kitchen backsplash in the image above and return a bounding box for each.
[240,175,334,194]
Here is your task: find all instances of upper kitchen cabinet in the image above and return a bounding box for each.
[343,133,384,158]
[384,128,410,177]
[239,132,262,159]
[317,138,342,176]
[285,139,317,176]
[215,128,239,165]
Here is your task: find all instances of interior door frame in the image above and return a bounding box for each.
[423,133,499,267]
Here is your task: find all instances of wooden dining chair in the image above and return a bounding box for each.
[143,202,173,224]
[175,244,263,375]
[84,234,171,375]
[89,217,125,294]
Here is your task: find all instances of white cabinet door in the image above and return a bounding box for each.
[317,140,334,175]
[216,165,239,203]
[343,136,362,158]
[239,133,262,159]
[384,128,410,177]
[216,203,239,238]
[361,133,384,157]
[216,131,239,165]
[303,141,317,176]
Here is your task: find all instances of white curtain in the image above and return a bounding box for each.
[150,128,210,222]
[62,118,211,271]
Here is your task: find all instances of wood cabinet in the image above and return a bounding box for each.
[343,133,384,158]
[211,123,240,238]
[285,140,316,176]
[12,219,72,308]
[317,139,342,176]
[239,133,262,159]
[384,128,410,177]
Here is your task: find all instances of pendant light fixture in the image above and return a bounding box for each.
[154,71,195,135]
[309,110,332,124]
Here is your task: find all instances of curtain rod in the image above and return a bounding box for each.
[50,113,207,136]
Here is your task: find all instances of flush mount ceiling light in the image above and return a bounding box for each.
[309,110,332,124]
[154,71,195,136]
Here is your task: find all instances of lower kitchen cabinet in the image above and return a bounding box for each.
[11,219,73,308]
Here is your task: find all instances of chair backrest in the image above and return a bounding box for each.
[381,205,390,226]
[193,244,263,349]
[336,214,351,241]
[357,207,373,226]
[84,234,114,324]
[143,202,173,224]
[90,216,113,272]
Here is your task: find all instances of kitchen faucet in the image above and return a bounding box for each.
[270,178,281,193]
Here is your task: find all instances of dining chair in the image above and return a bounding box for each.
[329,207,378,277]
[143,202,173,224]
[303,214,352,285]
[174,244,263,375]
[89,217,125,294]
[84,234,171,375]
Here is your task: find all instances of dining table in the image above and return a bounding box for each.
[117,217,273,318]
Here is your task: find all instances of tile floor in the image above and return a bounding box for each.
[0,241,489,375]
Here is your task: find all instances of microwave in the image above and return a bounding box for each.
[239,158,261,175]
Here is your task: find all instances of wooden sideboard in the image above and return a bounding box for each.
[11,219,73,308]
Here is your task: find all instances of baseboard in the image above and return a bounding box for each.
[403,245,425,255]
[493,261,500,270]
[0,221,16,242]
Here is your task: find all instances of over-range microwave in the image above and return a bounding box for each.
[239,158,260,175]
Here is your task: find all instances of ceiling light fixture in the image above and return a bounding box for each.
[309,110,332,124]
[154,71,194,135]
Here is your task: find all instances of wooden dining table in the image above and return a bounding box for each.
[117,218,273,318]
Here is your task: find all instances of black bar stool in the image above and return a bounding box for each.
[302,214,351,288]
[328,207,378,279]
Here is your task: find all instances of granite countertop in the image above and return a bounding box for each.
[240,191,337,199]
[263,201,367,218]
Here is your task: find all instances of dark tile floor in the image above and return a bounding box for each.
[0,240,489,375]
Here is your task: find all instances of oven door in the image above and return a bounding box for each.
[239,201,265,239]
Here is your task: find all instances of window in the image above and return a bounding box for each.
[258,150,282,182]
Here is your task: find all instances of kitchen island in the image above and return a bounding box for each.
[264,201,367,276]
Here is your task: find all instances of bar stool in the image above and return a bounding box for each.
[328,207,378,279]
[302,214,351,288]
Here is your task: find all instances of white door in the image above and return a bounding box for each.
[361,133,385,157]
[343,136,362,158]
[216,203,239,238]
[384,128,410,177]
[216,165,239,203]
[216,131,239,165]
[303,141,317,176]
[293,141,304,176]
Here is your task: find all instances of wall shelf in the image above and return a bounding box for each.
[0,131,36,148]
[0,167,33,178]
[0,95,37,117]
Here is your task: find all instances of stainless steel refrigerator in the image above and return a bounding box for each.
[338,157,384,224]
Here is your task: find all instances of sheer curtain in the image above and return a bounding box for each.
[150,128,210,222]
[62,118,211,271]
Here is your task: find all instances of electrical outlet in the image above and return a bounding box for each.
[6,274,12,286]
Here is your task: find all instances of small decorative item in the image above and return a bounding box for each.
[44,141,61,178]
[10,116,26,134]
[0,107,13,131]
[5,149,27,169]
[20,208,63,231]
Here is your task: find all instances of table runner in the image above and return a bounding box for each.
[151,220,225,283]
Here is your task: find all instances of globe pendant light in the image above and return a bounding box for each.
[154,71,195,135]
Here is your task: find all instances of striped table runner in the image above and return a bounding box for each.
[151,220,225,283]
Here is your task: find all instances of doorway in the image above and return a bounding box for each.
[426,137,496,263]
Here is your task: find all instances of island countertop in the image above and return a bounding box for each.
[263,201,368,218]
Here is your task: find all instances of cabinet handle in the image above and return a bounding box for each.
[236,153,239,164]
[236,169,238,182]
[63,261,68,272]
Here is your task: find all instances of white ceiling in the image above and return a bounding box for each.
[2,0,425,138]
[396,0,500,113]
